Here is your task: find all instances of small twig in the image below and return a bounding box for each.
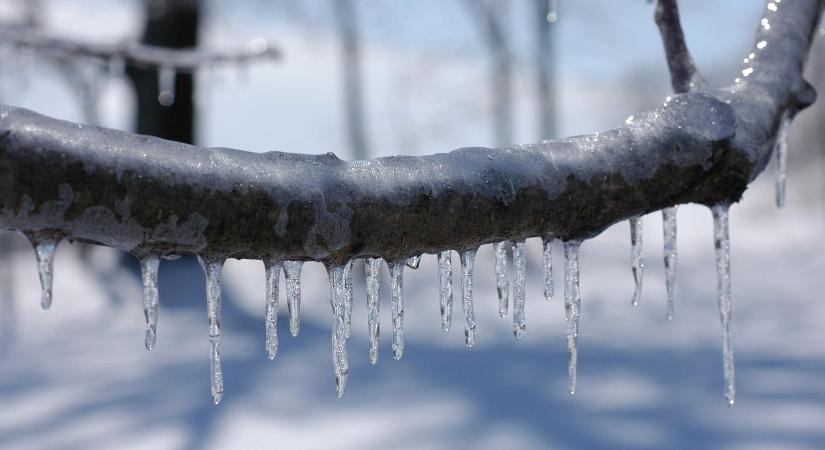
[654,0,703,93]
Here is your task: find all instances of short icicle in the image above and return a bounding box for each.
[264,260,282,360]
[157,65,176,106]
[542,235,554,300]
[26,233,60,310]
[405,255,422,269]
[662,207,678,320]
[774,112,791,208]
[139,254,161,350]
[390,262,405,360]
[283,261,303,337]
[461,249,478,348]
[563,241,582,395]
[200,257,225,405]
[327,264,350,398]
[512,240,527,340]
[493,241,509,318]
[366,258,382,364]
[711,204,736,406]
[438,251,453,332]
[630,216,644,306]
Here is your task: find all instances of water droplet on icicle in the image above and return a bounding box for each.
[139,254,161,350]
[711,204,736,406]
[438,251,453,332]
[542,235,554,300]
[405,255,421,269]
[157,65,176,106]
[563,241,582,395]
[512,240,527,340]
[25,233,60,310]
[493,241,509,318]
[283,261,303,337]
[774,112,791,208]
[461,249,478,348]
[630,216,644,306]
[662,207,678,320]
[366,258,382,364]
[264,260,281,360]
[390,262,405,360]
[199,257,225,405]
[328,264,351,398]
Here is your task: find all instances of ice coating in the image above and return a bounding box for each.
[662,207,678,320]
[264,260,282,360]
[200,258,225,405]
[390,262,405,360]
[630,216,644,306]
[493,241,509,318]
[283,261,303,337]
[26,234,59,310]
[711,204,736,406]
[438,251,453,332]
[563,241,581,395]
[542,235,554,301]
[366,258,382,364]
[461,249,477,348]
[512,240,527,340]
[139,254,161,350]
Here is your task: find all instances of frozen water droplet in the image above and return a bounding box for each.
[390,262,405,360]
[26,233,59,310]
[564,241,582,395]
[283,261,303,337]
[493,241,509,318]
[542,235,554,300]
[139,254,161,350]
[328,264,351,398]
[264,260,281,360]
[512,240,527,340]
[546,0,558,22]
[461,249,478,348]
[774,112,791,208]
[711,204,736,406]
[157,65,176,106]
[405,255,421,269]
[366,258,382,364]
[630,216,644,306]
[438,251,453,332]
[199,257,225,405]
[662,207,678,320]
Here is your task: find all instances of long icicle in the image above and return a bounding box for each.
[328,264,350,398]
[283,261,303,337]
[542,235,554,300]
[493,241,509,318]
[264,260,282,360]
[563,241,582,395]
[366,258,382,364]
[200,257,225,405]
[630,216,644,306]
[711,204,736,406]
[775,112,791,208]
[26,233,59,310]
[512,240,527,340]
[343,259,353,339]
[139,254,161,350]
[438,251,453,332]
[662,207,678,320]
[461,249,478,348]
[390,261,405,360]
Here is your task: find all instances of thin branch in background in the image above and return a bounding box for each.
[334,0,371,160]
[654,0,704,93]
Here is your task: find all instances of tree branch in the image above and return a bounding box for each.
[0,0,821,266]
[654,0,704,93]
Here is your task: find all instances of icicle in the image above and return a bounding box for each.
[461,249,477,348]
[563,241,582,395]
[328,264,350,398]
[405,254,422,269]
[264,260,282,360]
[774,112,791,208]
[512,240,527,340]
[139,254,161,350]
[389,262,404,360]
[283,261,303,337]
[542,235,554,300]
[630,216,644,306]
[493,241,509,318]
[157,65,176,106]
[343,260,353,339]
[26,233,59,310]
[366,258,382,364]
[662,207,678,320]
[200,257,225,405]
[711,204,736,406]
[438,251,453,332]
[107,55,125,83]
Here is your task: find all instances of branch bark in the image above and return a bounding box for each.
[0,0,821,266]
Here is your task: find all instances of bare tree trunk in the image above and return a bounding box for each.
[535,0,556,140]
[334,0,370,160]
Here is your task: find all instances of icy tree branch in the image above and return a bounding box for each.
[0,0,821,266]
[654,0,704,93]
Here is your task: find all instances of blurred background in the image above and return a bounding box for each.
[0,0,824,448]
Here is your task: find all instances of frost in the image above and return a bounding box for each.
[390,262,405,360]
[283,261,303,337]
[199,258,225,405]
[493,241,509,318]
[630,216,644,306]
[774,112,791,208]
[512,240,527,340]
[711,204,736,406]
[139,254,161,351]
[366,258,382,364]
[563,241,582,395]
[26,233,59,310]
[438,251,453,332]
[662,207,678,320]
[327,264,351,398]
[542,235,554,300]
[461,249,477,348]
[264,260,282,360]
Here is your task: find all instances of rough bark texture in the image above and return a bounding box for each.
[0,0,821,266]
